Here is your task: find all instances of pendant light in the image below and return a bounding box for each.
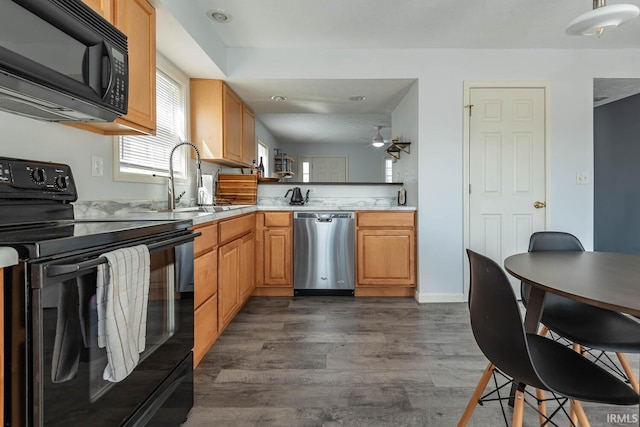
[566,0,639,37]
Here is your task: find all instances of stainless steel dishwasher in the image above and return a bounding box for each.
[293,212,355,295]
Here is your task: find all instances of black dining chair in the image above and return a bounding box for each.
[459,250,639,427]
[522,231,640,393]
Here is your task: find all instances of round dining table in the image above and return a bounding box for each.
[504,251,640,334]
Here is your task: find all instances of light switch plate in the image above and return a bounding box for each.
[576,172,589,185]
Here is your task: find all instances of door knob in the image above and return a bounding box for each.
[534,201,546,209]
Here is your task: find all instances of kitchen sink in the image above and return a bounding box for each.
[139,205,252,214]
[161,206,228,213]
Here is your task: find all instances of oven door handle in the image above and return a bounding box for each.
[45,232,201,277]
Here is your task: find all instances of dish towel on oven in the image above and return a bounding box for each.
[96,245,150,382]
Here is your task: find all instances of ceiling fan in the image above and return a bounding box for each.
[368,125,390,148]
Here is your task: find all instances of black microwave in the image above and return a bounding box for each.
[0,0,128,122]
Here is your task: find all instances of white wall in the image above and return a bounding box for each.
[391,80,419,206]
[225,47,640,300]
[0,111,167,202]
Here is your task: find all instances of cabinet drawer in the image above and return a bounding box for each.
[193,222,217,257]
[357,211,415,228]
[194,293,217,367]
[264,211,291,227]
[194,249,217,309]
[219,213,255,244]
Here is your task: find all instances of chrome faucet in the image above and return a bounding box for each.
[168,141,204,210]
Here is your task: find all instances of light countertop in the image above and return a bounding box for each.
[0,247,18,267]
[79,205,417,226]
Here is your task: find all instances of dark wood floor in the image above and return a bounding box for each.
[183,297,639,427]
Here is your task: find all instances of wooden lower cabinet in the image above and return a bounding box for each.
[192,222,218,367]
[217,213,256,333]
[356,211,416,297]
[194,293,217,366]
[254,212,293,296]
[218,239,241,331]
[239,232,256,301]
[264,228,292,285]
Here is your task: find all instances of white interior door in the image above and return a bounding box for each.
[468,87,547,294]
[300,156,347,182]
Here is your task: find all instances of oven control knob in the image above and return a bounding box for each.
[31,168,47,185]
[55,175,68,190]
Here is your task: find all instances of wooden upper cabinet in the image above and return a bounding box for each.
[191,79,254,167]
[83,0,114,21]
[222,85,243,163]
[242,105,256,166]
[72,0,156,135]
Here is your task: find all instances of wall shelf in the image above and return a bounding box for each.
[386,142,411,161]
[274,148,294,177]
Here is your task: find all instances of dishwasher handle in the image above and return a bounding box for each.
[317,217,333,223]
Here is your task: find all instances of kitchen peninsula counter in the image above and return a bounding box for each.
[75,203,416,226]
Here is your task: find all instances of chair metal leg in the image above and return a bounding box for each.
[457,362,495,427]
[511,389,525,427]
[616,352,640,394]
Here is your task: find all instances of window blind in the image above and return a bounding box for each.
[119,70,186,177]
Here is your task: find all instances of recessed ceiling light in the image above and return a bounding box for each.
[270,95,287,101]
[207,9,232,23]
[349,96,366,101]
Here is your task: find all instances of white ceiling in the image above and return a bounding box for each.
[193,0,640,49]
[158,0,640,145]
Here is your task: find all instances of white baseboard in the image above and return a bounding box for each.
[414,291,466,304]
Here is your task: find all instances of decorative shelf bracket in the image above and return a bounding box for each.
[386,142,411,161]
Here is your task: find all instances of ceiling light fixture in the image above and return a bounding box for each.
[372,126,385,148]
[207,9,232,24]
[270,95,287,101]
[349,96,366,101]
[566,0,639,37]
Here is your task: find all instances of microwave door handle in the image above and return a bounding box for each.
[100,42,115,98]
[45,232,201,278]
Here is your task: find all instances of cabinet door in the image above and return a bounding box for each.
[239,232,255,301]
[194,294,217,367]
[357,229,415,286]
[218,240,241,330]
[83,0,114,21]
[242,106,256,166]
[222,86,243,163]
[114,0,156,133]
[264,228,292,286]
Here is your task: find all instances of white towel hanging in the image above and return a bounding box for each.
[96,245,150,382]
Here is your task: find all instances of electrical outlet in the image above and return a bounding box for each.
[92,155,104,177]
